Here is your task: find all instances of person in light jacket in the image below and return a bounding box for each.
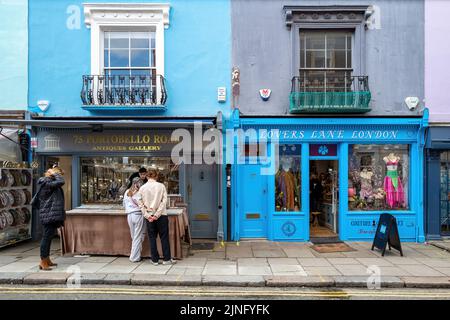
[123,177,146,262]
[35,167,66,271]
[138,168,175,266]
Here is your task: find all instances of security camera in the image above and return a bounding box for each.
[404,97,419,111]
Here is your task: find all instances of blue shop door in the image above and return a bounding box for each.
[239,164,267,238]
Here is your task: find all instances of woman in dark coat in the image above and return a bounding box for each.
[35,167,66,270]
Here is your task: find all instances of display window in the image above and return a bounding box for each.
[275,144,301,212]
[80,156,179,205]
[348,144,410,211]
[440,151,450,234]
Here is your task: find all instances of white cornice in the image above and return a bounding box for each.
[83,3,170,29]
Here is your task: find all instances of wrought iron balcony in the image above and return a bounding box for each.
[290,71,371,113]
[81,74,167,108]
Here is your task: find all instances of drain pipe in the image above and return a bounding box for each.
[226,164,232,241]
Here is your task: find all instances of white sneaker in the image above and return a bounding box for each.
[162,259,177,265]
[151,261,160,266]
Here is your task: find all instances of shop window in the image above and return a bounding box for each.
[275,144,301,212]
[348,144,410,211]
[440,151,450,234]
[80,156,179,205]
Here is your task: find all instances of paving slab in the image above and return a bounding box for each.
[333,276,404,288]
[265,275,334,287]
[132,263,172,275]
[238,266,272,276]
[253,250,286,258]
[270,265,307,276]
[0,261,38,273]
[402,277,450,288]
[327,258,361,265]
[355,258,395,267]
[24,272,71,285]
[132,274,202,286]
[202,275,265,287]
[429,241,450,252]
[97,263,140,274]
[0,272,30,284]
[174,258,207,267]
[190,251,226,259]
[398,265,446,277]
[419,258,450,268]
[0,256,20,264]
[376,266,412,277]
[53,256,88,264]
[303,266,342,276]
[75,262,110,273]
[82,256,118,263]
[435,268,450,276]
[202,265,237,276]
[298,258,332,267]
[282,249,316,258]
[167,266,204,276]
[267,258,299,265]
[341,251,379,258]
[334,264,369,276]
[384,257,422,265]
[417,250,450,259]
[237,258,268,266]
[311,252,347,258]
[103,273,131,285]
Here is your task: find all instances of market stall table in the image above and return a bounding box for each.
[60,205,191,259]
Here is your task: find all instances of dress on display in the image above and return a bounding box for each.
[359,170,374,199]
[383,160,405,208]
[276,170,296,211]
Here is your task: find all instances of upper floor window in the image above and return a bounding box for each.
[103,31,156,78]
[300,31,352,92]
[81,3,170,107]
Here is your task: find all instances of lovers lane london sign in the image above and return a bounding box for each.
[35,130,180,153]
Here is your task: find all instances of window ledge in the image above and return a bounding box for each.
[84,3,171,29]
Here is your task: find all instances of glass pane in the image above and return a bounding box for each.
[348,144,410,211]
[151,49,156,67]
[131,49,150,67]
[275,144,301,212]
[347,50,352,69]
[104,50,109,68]
[306,50,325,68]
[104,36,109,49]
[109,69,131,76]
[346,35,352,50]
[130,69,151,76]
[327,33,347,50]
[110,38,129,49]
[110,49,129,67]
[327,50,346,68]
[305,33,325,50]
[303,71,325,90]
[131,38,150,49]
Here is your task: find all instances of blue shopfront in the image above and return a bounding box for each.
[229,112,428,243]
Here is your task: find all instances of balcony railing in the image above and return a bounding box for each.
[81,74,167,107]
[290,70,371,113]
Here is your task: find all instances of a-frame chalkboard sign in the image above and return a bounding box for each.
[371,213,403,257]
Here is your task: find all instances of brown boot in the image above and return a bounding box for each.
[46,257,58,267]
[39,258,52,271]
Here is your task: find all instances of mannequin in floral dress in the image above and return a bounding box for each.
[276,157,296,211]
[383,153,405,208]
[359,168,374,200]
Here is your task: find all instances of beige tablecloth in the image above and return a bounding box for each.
[60,207,191,259]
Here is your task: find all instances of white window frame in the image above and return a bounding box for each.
[83,3,169,105]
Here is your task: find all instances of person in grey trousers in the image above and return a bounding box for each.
[123,177,145,262]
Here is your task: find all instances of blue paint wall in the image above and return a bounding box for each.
[0,0,28,110]
[28,0,231,118]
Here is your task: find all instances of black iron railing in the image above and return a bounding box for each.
[81,74,167,106]
[290,70,371,113]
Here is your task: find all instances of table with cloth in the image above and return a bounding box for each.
[60,205,191,259]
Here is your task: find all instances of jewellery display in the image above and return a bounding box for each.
[0,168,33,248]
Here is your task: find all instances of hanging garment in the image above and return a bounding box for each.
[277,170,296,210]
[383,162,405,208]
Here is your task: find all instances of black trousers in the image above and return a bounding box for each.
[40,222,58,258]
[146,215,171,262]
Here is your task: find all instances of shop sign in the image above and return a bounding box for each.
[36,130,181,153]
[310,144,337,157]
[259,129,409,141]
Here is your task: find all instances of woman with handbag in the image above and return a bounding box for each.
[123,177,145,262]
[33,166,66,270]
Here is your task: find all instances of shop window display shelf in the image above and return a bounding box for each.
[0,168,33,249]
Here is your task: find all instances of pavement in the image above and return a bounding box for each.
[1,239,450,289]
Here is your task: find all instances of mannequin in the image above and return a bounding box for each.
[276,157,296,211]
[359,168,374,200]
[383,153,405,208]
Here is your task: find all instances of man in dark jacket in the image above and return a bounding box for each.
[36,167,65,270]
[127,167,148,189]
